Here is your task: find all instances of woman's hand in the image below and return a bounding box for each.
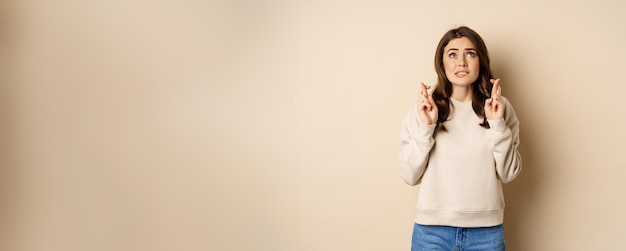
[485,78,505,120]
[417,82,438,125]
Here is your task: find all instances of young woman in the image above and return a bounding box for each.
[399,26,522,250]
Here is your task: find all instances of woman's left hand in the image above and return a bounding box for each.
[485,78,505,120]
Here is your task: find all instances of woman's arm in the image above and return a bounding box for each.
[398,103,436,186]
[487,97,522,183]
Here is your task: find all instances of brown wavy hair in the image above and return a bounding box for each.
[432,26,494,131]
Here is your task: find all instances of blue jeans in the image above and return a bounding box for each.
[411,223,505,251]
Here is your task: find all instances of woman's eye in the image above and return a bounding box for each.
[448,53,457,59]
[466,52,476,58]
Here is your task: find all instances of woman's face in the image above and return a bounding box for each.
[443,37,480,87]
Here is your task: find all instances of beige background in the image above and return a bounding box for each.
[3,0,626,250]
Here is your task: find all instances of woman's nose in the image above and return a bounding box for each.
[458,58,467,67]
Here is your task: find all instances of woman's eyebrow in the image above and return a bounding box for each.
[446,48,476,53]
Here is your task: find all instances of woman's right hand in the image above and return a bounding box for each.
[417,82,438,125]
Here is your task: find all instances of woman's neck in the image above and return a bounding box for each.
[451,85,474,102]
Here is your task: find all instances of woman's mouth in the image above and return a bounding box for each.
[455,71,469,77]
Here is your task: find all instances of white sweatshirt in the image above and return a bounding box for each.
[399,97,522,227]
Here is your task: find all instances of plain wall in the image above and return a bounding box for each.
[3,0,626,250]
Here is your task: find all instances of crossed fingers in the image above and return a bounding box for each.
[491,78,501,101]
[420,82,430,99]
[420,82,432,109]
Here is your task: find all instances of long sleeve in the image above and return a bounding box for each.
[487,97,522,183]
[398,103,436,186]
